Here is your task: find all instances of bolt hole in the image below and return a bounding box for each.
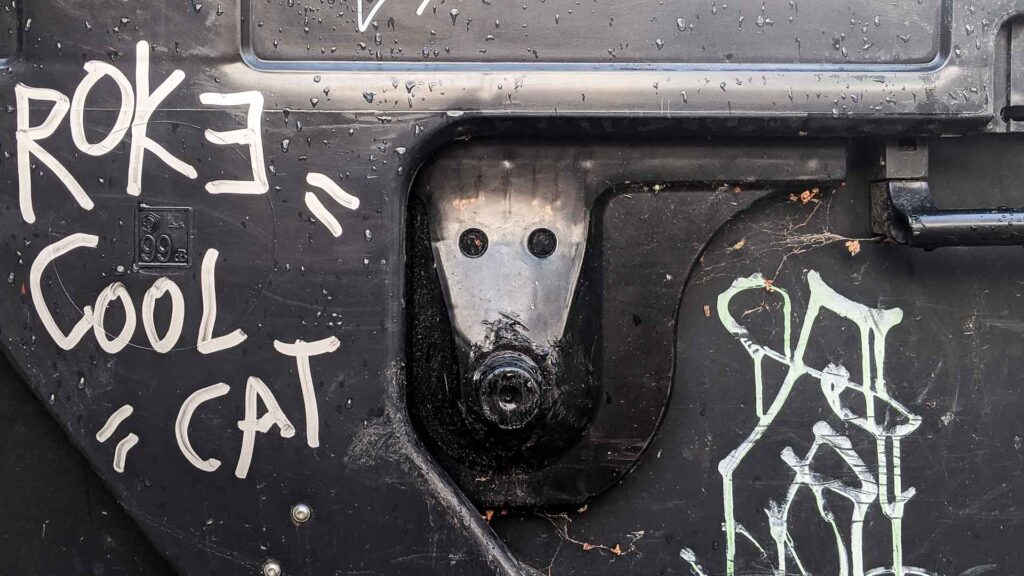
[459,228,488,258]
[527,228,557,258]
[497,383,522,409]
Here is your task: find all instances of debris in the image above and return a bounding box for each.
[845,239,861,256]
[576,504,588,514]
[790,187,820,204]
[611,544,622,556]
[764,278,774,292]
[703,304,712,317]
[483,510,494,523]
[729,237,746,251]
[582,543,595,551]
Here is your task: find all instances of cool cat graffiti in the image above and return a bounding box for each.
[16,40,358,478]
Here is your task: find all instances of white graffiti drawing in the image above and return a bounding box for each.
[357,0,434,32]
[682,270,938,576]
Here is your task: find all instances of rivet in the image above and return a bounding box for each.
[262,560,282,576]
[291,503,312,524]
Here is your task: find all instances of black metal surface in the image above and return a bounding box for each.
[874,179,1024,247]
[1,0,1024,573]
[407,139,844,508]
[0,354,176,576]
[490,137,1024,576]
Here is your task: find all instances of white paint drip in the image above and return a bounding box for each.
[273,337,340,448]
[175,383,230,472]
[199,91,269,195]
[197,248,247,354]
[684,269,937,576]
[679,548,708,576]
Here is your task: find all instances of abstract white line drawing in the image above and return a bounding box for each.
[357,0,434,32]
[682,270,936,576]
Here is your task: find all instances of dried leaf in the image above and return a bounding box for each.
[798,187,820,204]
[729,237,746,251]
[611,544,622,556]
[483,510,494,523]
[703,304,712,318]
[764,278,775,292]
[576,504,588,514]
[845,239,861,256]
[582,543,595,551]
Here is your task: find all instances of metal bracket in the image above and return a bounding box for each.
[872,138,1024,247]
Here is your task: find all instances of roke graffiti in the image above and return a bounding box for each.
[681,270,937,576]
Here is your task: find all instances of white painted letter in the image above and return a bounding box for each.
[127,40,197,196]
[29,233,98,350]
[175,383,230,472]
[234,376,296,479]
[273,337,340,448]
[16,84,92,224]
[304,172,360,237]
[71,61,135,156]
[92,282,137,354]
[142,277,185,353]
[199,91,268,195]
[197,248,247,354]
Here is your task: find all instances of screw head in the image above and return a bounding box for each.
[262,560,282,576]
[527,228,557,258]
[458,228,488,258]
[291,503,312,524]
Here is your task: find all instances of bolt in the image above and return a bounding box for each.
[291,503,312,524]
[473,351,542,430]
[459,228,488,258]
[262,560,282,576]
[527,228,557,258]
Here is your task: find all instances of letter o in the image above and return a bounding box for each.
[92,282,136,354]
[142,277,184,353]
[71,61,135,156]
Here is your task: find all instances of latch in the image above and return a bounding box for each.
[872,138,1024,247]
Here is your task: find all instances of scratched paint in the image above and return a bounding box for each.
[682,270,936,576]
